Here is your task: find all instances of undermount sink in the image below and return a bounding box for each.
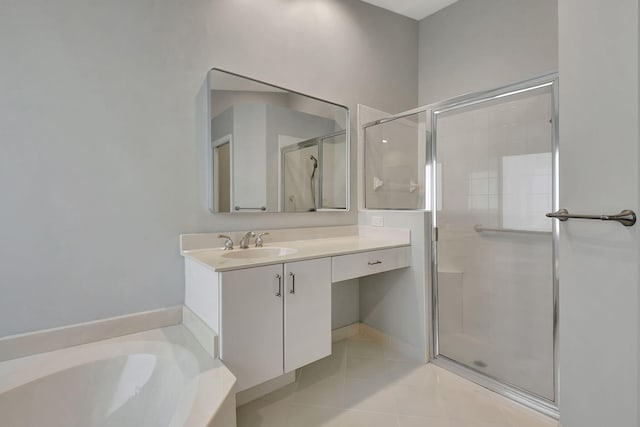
[221,247,298,259]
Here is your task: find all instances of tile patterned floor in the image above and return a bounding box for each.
[237,334,558,427]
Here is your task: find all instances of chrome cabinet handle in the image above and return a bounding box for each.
[546,208,636,227]
[368,260,382,266]
[288,272,295,294]
[275,274,282,297]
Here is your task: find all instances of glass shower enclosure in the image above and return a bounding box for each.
[281,131,347,212]
[431,76,558,414]
[362,74,559,415]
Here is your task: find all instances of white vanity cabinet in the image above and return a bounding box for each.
[218,264,284,391]
[218,258,331,391]
[332,247,411,282]
[182,227,412,394]
[283,258,331,372]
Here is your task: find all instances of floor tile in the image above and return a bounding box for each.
[345,356,388,380]
[387,361,435,389]
[285,403,344,427]
[294,372,347,408]
[260,380,298,403]
[398,415,451,427]
[448,421,505,427]
[236,334,556,427]
[236,398,290,427]
[443,390,509,425]
[346,339,386,359]
[300,352,346,382]
[331,409,400,427]
[391,383,450,419]
[500,401,558,427]
[343,377,398,414]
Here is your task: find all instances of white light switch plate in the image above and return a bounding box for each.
[371,216,384,227]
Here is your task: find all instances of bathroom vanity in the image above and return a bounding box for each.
[180,226,410,391]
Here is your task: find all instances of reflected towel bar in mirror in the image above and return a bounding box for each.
[546,209,636,226]
[235,206,267,211]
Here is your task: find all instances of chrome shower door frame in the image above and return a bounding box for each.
[429,73,560,418]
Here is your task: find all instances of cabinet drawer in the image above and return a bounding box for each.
[332,246,410,282]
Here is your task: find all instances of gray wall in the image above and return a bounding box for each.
[558,1,639,425]
[358,211,429,362]
[0,0,418,337]
[332,279,360,330]
[418,0,558,104]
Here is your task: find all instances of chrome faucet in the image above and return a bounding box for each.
[239,231,255,249]
[255,232,269,247]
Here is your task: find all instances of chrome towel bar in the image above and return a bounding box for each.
[546,208,636,227]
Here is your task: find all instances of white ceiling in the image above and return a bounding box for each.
[360,0,459,20]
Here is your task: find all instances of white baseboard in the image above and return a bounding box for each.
[359,322,420,361]
[332,322,361,342]
[182,305,218,358]
[0,306,183,362]
[332,322,423,362]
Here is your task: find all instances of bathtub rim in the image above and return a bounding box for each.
[0,325,236,427]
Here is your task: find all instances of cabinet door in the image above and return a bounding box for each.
[284,258,331,372]
[219,264,283,391]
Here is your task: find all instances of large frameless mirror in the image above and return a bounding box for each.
[207,68,349,213]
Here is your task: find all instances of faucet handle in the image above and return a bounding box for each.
[255,232,269,247]
[218,235,234,250]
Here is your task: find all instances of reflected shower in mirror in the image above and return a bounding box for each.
[207,68,349,213]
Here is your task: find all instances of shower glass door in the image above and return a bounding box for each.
[282,143,320,212]
[432,77,558,405]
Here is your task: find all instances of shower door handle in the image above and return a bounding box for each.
[546,208,636,226]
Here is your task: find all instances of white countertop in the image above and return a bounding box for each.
[182,228,410,272]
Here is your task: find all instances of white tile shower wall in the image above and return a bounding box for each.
[0,0,419,337]
[358,104,400,210]
[502,152,552,231]
[434,90,555,399]
[364,115,423,209]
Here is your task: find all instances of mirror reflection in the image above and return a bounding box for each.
[208,69,349,213]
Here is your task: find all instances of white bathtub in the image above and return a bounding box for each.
[0,325,236,427]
